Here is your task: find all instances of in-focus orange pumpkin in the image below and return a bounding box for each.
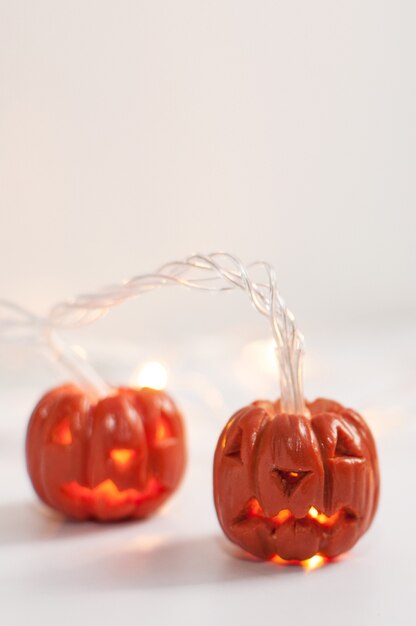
[26,384,186,521]
[214,398,379,561]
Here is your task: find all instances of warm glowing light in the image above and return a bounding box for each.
[301,554,326,571]
[289,471,300,478]
[308,506,319,519]
[241,499,343,530]
[131,361,168,390]
[247,498,264,518]
[271,553,327,570]
[271,554,291,566]
[52,419,72,445]
[62,477,163,506]
[156,420,169,441]
[247,500,293,526]
[307,506,340,526]
[110,448,137,465]
[272,509,292,524]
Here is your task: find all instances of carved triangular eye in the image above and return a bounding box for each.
[224,427,243,463]
[272,468,311,496]
[52,418,72,446]
[335,429,362,459]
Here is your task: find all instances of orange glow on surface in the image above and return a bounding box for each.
[62,477,163,506]
[271,553,328,570]
[110,448,137,466]
[302,554,326,571]
[52,419,72,446]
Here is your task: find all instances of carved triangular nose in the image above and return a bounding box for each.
[272,468,312,496]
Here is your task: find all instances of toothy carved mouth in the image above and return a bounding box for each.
[61,477,164,507]
[233,498,358,530]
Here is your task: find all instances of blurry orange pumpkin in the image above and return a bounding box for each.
[26,384,186,520]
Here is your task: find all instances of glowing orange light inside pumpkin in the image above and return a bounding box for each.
[272,509,292,524]
[110,448,137,465]
[156,422,166,440]
[271,554,290,566]
[271,553,327,570]
[308,506,340,526]
[247,498,264,518]
[52,419,72,446]
[95,479,128,498]
[62,477,162,506]
[308,505,319,519]
[289,471,300,477]
[302,554,326,571]
[245,498,343,529]
[155,418,171,441]
[246,499,293,525]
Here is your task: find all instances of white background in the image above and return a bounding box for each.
[0,2,415,625]
[0,1,415,336]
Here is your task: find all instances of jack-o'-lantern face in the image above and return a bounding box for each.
[26,384,186,521]
[213,398,379,561]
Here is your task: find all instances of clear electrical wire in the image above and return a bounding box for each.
[0,298,111,399]
[0,254,306,413]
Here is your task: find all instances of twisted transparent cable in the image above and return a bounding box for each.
[48,253,306,414]
[0,254,306,412]
[0,299,111,399]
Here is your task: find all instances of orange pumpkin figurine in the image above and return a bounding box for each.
[26,384,186,521]
[213,278,379,563]
[214,397,379,561]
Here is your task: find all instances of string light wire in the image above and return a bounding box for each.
[0,253,306,414]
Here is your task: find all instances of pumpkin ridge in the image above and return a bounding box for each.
[310,412,340,517]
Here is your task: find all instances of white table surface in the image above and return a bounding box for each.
[1,321,415,625]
